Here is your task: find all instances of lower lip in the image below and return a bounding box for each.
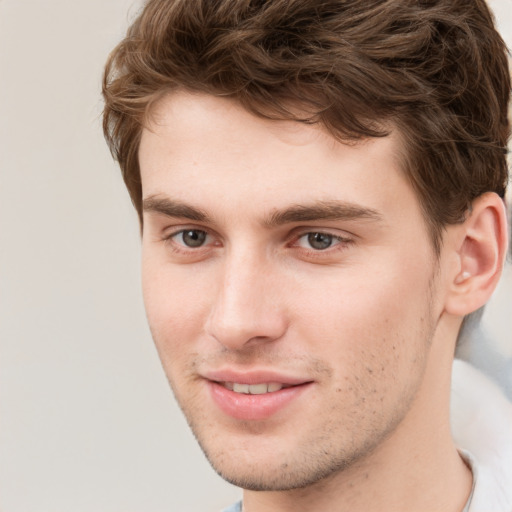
[207,381,312,421]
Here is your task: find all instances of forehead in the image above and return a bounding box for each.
[147,91,328,147]
[139,91,421,229]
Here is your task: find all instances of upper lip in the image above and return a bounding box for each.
[202,368,313,386]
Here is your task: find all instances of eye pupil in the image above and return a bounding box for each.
[308,232,333,250]
[182,230,207,247]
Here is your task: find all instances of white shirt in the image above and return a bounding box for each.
[451,359,512,511]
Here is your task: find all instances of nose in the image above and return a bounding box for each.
[205,251,288,350]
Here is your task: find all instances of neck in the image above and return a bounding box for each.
[242,317,472,512]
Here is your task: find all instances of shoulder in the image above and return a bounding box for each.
[451,359,512,510]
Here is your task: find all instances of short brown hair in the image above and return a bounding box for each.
[103,0,510,252]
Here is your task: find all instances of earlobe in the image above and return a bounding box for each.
[445,192,508,317]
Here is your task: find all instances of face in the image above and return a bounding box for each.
[139,92,444,491]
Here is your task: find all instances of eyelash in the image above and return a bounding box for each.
[292,232,352,251]
[163,229,216,256]
[162,227,354,258]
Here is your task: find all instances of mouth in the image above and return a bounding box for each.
[204,373,314,421]
[219,382,294,394]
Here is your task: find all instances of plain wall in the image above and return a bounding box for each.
[0,1,510,511]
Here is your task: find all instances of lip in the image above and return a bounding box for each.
[203,369,311,386]
[203,369,313,421]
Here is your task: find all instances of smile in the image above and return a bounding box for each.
[208,379,313,421]
[221,382,291,394]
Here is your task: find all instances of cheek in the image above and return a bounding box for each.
[141,256,213,361]
[291,279,432,431]
[294,265,430,334]
[289,261,434,378]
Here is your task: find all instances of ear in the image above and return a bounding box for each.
[444,192,509,316]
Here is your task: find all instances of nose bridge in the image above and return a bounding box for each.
[206,244,287,349]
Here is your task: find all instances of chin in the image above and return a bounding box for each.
[194,430,369,492]
[210,451,364,491]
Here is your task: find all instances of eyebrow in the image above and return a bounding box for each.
[143,196,210,222]
[263,200,383,227]
[143,195,382,226]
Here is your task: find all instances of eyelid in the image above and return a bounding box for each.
[295,232,347,248]
[161,223,210,239]
[172,229,208,247]
[290,227,354,242]
[161,225,222,255]
[159,224,354,255]
[287,228,355,257]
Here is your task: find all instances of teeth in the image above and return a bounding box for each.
[233,383,250,394]
[247,383,269,395]
[225,382,285,394]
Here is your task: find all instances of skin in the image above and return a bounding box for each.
[139,92,474,512]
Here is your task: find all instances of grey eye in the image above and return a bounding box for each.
[180,230,207,247]
[307,232,333,250]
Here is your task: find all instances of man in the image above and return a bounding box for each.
[102,1,511,510]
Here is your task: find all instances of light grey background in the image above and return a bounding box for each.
[0,1,510,511]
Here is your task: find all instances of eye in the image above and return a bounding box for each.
[172,229,208,248]
[297,232,339,251]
